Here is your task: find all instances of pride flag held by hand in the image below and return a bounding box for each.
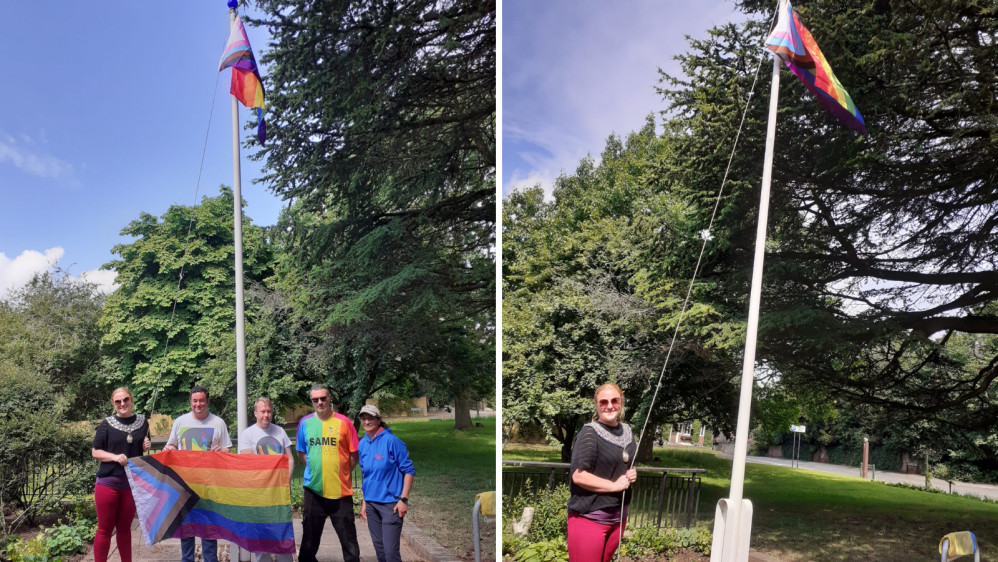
[126,451,295,554]
[765,0,866,135]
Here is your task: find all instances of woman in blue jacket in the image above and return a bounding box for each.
[358,404,416,562]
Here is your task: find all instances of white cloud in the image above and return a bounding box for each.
[504,167,560,201]
[0,247,118,297]
[0,131,78,184]
[0,247,65,295]
[502,0,745,198]
[79,268,119,295]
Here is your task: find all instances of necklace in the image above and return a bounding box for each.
[586,421,634,462]
[106,414,145,444]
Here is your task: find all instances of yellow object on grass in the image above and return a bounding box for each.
[939,531,977,558]
[475,491,496,517]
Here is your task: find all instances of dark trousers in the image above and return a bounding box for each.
[365,502,404,562]
[180,538,217,562]
[299,487,360,562]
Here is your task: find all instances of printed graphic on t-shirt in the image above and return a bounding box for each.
[255,436,285,455]
[180,427,215,451]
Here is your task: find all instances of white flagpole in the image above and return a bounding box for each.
[228,9,248,443]
[712,5,783,558]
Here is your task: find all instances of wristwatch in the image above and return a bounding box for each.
[400,497,409,504]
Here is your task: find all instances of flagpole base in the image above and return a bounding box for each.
[710,498,752,562]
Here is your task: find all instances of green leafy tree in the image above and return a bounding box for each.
[0,364,93,538]
[202,281,323,422]
[651,0,998,433]
[249,0,496,427]
[0,270,107,420]
[503,126,743,460]
[99,187,273,417]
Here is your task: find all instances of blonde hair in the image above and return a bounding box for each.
[591,383,624,422]
[111,387,133,414]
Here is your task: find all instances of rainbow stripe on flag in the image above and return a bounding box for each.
[127,451,294,554]
[765,0,866,135]
[219,12,266,144]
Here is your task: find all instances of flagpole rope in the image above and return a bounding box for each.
[615,19,777,555]
[146,66,225,417]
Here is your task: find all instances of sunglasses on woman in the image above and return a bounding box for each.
[598,397,620,408]
[114,397,131,405]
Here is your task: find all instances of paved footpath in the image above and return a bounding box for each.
[745,455,998,500]
[83,515,463,562]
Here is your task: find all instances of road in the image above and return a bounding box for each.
[745,455,998,501]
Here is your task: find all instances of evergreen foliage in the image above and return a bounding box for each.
[248,0,496,424]
[504,0,998,463]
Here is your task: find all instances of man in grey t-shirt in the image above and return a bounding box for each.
[164,386,232,562]
[239,397,294,562]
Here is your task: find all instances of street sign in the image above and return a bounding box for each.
[790,424,806,433]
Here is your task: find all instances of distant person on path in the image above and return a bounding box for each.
[567,383,638,562]
[239,396,295,562]
[164,386,232,562]
[296,384,361,562]
[91,387,152,562]
[358,404,416,562]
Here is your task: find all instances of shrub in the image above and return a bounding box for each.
[290,484,304,513]
[510,539,568,562]
[4,533,52,562]
[502,534,530,557]
[43,523,91,557]
[619,523,713,559]
[0,366,96,540]
[502,483,570,543]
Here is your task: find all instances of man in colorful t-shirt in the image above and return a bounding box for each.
[296,384,360,562]
[239,397,294,562]
[164,386,232,562]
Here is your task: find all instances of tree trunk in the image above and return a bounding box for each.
[559,416,580,462]
[636,423,656,463]
[454,389,473,431]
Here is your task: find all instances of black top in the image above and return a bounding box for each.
[567,422,636,515]
[92,415,150,480]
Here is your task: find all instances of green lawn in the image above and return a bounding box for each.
[392,418,497,561]
[289,418,496,560]
[503,444,998,561]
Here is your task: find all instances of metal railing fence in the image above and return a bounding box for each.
[502,460,704,529]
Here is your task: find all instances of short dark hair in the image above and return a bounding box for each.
[309,384,330,397]
[190,386,210,401]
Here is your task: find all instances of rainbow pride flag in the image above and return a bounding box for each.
[126,451,294,554]
[765,0,866,135]
[219,12,266,144]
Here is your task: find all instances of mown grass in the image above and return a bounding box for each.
[383,418,497,561]
[503,444,998,561]
[287,418,496,560]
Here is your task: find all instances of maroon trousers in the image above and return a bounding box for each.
[93,483,136,562]
[567,512,622,562]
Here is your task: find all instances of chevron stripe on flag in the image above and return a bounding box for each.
[126,451,295,554]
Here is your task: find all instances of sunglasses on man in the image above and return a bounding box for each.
[310,395,330,404]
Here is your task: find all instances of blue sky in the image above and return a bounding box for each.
[0,2,281,295]
[503,0,748,198]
